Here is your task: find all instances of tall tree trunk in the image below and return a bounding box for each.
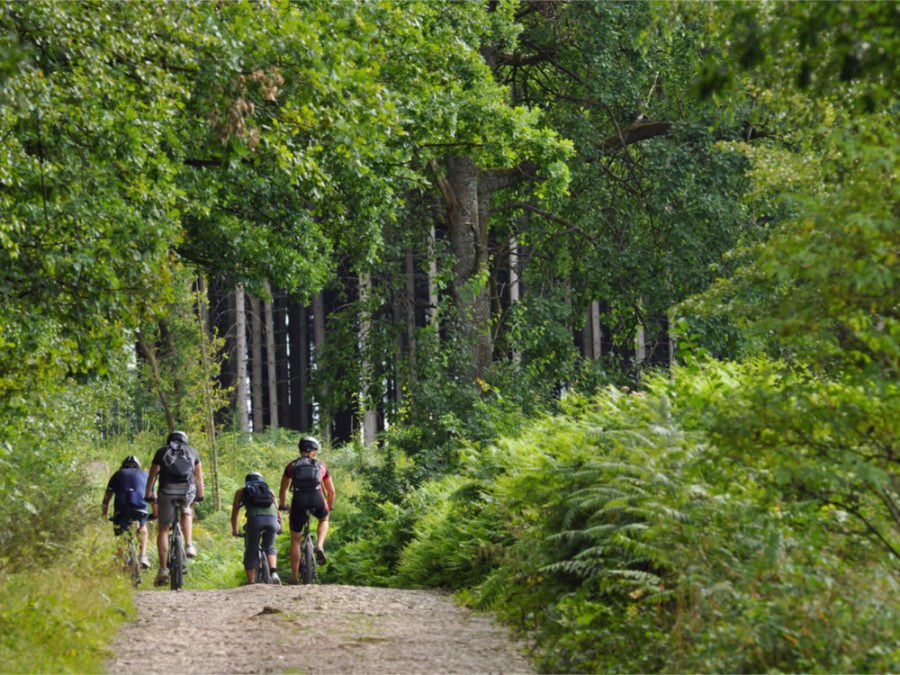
[509,235,521,364]
[583,300,602,360]
[264,281,279,430]
[436,157,537,380]
[287,303,309,432]
[312,291,328,443]
[274,291,291,428]
[635,323,647,366]
[405,247,418,382]
[235,284,250,433]
[509,235,520,304]
[428,226,439,324]
[359,273,378,447]
[250,293,264,433]
[443,155,492,379]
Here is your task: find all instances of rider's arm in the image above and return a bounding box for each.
[194,460,204,500]
[279,473,290,509]
[323,476,335,511]
[102,489,113,518]
[230,489,242,536]
[145,464,160,501]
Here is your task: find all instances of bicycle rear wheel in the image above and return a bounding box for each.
[169,525,185,591]
[300,536,316,584]
[125,526,141,587]
[256,548,272,584]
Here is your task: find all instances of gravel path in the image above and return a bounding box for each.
[105,584,534,674]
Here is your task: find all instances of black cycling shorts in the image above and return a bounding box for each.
[289,491,328,533]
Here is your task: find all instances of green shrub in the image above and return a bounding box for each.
[0,524,132,673]
[344,367,900,673]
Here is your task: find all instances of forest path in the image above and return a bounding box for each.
[105,583,534,674]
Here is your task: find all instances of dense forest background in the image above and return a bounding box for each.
[2,1,899,672]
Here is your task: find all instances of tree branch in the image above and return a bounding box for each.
[597,120,673,155]
[491,201,596,242]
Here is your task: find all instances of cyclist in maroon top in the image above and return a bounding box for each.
[279,436,335,585]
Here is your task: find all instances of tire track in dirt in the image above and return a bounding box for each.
[106,584,534,674]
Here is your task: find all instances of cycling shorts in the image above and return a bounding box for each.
[289,491,328,533]
[243,515,279,571]
[158,483,196,526]
[112,509,148,536]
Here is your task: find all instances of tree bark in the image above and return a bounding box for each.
[444,155,492,379]
[359,273,378,447]
[405,247,418,381]
[264,281,279,430]
[598,120,673,155]
[312,291,328,442]
[287,303,309,432]
[235,284,250,433]
[250,293,264,433]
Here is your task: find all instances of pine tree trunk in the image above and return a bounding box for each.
[250,293,264,433]
[359,273,378,447]
[235,284,250,433]
[405,247,417,382]
[264,281,279,430]
[312,292,328,442]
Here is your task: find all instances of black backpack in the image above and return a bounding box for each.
[290,457,322,492]
[160,443,194,483]
[242,479,274,508]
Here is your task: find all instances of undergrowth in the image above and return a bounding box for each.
[327,364,900,673]
[0,524,133,674]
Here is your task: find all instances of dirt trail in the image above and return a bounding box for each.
[106,584,534,674]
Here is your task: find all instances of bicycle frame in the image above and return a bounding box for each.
[298,508,317,585]
[166,497,187,591]
[111,512,146,587]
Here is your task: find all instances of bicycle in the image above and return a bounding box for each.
[167,496,187,590]
[297,507,318,584]
[110,510,147,587]
[238,523,281,585]
[149,494,198,590]
[279,505,318,584]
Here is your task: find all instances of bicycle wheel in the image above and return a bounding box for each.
[256,547,272,584]
[125,526,142,587]
[169,524,185,591]
[300,536,316,584]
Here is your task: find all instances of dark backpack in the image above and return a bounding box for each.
[160,443,194,483]
[290,457,322,492]
[242,479,274,508]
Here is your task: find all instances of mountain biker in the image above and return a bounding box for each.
[231,471,283,584]
[102,455,152,569]
[279,436,335,585]
[145,430,205,587]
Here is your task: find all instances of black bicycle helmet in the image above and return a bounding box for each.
[121,455,141,470]
[167,430,188,445]
[245,472,263,483]
[298,436,320,453]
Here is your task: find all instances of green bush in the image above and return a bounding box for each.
[337,366,900,673]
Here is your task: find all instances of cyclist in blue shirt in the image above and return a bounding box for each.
[102,455,152,569]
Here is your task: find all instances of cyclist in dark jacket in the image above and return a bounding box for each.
[102,455,151,569]
[145,430,204,586]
